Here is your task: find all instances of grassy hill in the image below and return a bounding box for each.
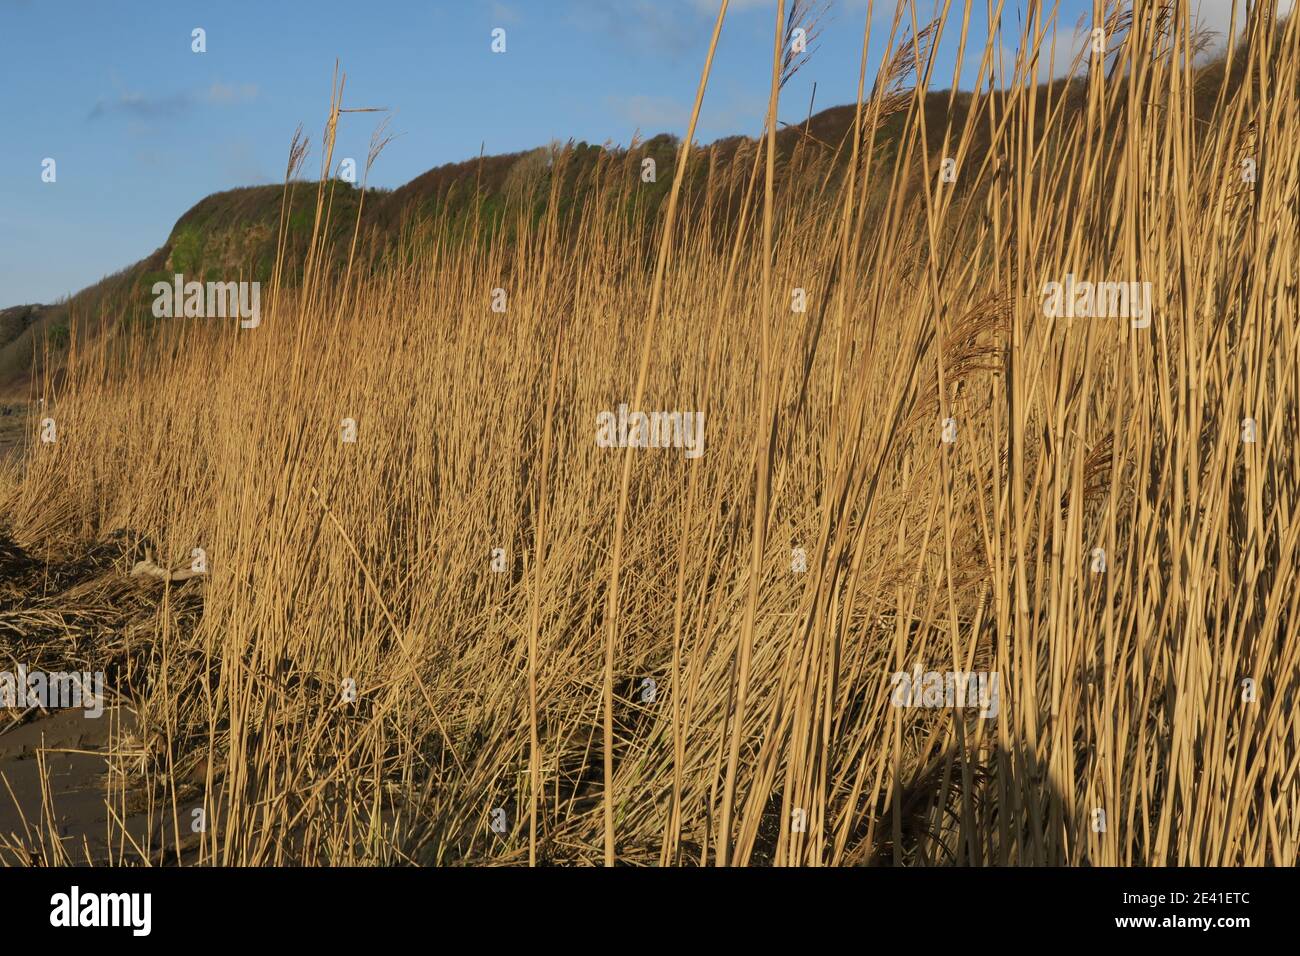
[0,37,1252,396]
[0,85,996,392]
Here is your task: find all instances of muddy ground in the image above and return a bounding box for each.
[0,526,205,865]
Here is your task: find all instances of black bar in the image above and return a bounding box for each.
[3,866,1287,942]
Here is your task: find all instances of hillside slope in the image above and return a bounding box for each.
[3,44,1250,394]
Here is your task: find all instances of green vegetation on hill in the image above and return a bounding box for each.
[1,45,1252,393]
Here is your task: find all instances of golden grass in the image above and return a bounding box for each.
[0,0,1297,865]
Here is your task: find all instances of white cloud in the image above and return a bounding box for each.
[89,80,259,121]
[606,93,692,130]
[1193,0,1295,51]
[489,1,522,25]
[205,82,260,105]
[571,0,703,55]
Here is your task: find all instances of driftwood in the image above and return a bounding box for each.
[129,561,204,583]
[128,547,205,584]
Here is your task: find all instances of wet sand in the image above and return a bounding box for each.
[0,705,157,865]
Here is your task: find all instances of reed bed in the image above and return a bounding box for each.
[0,0,1296,865]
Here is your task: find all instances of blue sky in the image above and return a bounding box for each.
[0,0,1251,307]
